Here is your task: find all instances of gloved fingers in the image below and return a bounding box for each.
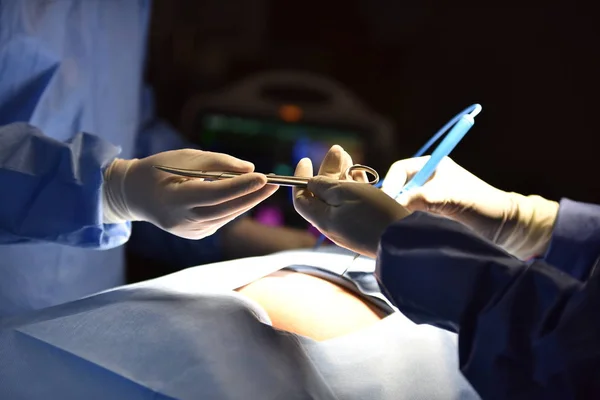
[307,176,352,207]
[332,147,368,182]
[293,157,314,200]
[191,183,279,220]
[380,166,408,198]
[350,168,368,183]
[387,156,432,183]
[396,188,450,216]
[315,144,366,182]
[177,173,268,207]
[294,157,314,178]
[192,202,261,233]
[337,149,355,181]
[383,156,446,198]
[293,188,331,228]
[317,145,352,179]
[185,150,256,173]
[292,157,332,225]
[395,189,430,211]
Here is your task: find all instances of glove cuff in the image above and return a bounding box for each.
[501,193,559,259]
[102,158,139,224]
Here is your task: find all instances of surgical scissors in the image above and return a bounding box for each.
[152,164,380,188]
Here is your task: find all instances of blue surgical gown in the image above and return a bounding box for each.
[377,199,600,399]
[0,0,222,316]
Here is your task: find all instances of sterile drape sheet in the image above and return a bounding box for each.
[0,249,479,399]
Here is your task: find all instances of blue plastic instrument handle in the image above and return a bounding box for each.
[396,104,481,197]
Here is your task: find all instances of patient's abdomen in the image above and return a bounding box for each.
[236,270,384,341]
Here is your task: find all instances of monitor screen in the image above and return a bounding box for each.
[195,112,368,229]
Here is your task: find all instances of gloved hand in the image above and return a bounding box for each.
[382,156,559,259]
[293,145,409,258]
[102,149,278,240]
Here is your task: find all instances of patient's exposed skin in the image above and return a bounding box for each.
[236,270,386,341]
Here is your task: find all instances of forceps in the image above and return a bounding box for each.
[152,164,380,188]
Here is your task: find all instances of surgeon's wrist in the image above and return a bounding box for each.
[102,158,139,224]
[501,193,559,259]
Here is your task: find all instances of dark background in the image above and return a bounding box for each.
[146,1,600,204]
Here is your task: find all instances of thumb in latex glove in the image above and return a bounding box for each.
[293,145,409,258]
[102,149,278,240]
[383,156,559,259]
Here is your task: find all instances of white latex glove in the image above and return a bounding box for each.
[293,145,409,258]
[383,156,559,259]
[102,149,278,240]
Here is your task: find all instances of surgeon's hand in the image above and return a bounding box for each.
[383,156,559,259]
[293,145,409,258]
[102,149,278,240]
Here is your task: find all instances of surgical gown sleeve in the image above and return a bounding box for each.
[0,123,130,249]
[376,211,600,400]
[540,198,600,281]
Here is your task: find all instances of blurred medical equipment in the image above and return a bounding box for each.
[0,247,479,399]
[153,163,380,187]
[180,70,395,229]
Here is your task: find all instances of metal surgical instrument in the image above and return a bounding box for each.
[152,164,380,188]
